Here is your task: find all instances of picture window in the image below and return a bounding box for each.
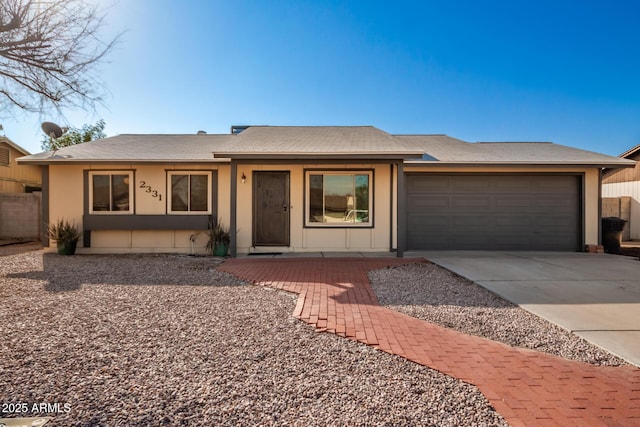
[306,171,372,227]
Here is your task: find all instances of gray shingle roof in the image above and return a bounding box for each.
[397,135,635,167]
[215,126,422,158]
[16,126,634,168]
[18,134,234,163]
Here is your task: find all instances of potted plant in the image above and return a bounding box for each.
[47,219,82,255]
[206,218,230,256]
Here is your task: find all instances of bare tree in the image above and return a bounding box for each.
[0,0,119,115]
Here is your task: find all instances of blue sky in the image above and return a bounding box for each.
[4,0,640,156]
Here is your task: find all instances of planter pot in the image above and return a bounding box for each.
[213,243,228,257]
[57,239,78,255]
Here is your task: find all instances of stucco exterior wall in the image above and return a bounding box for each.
[583,168,600,246]
[46,162,602,254]
[47,163,227,254]
[49,164,84,227]
[234,163,393,254]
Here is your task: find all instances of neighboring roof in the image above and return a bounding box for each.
[601,143,640,182]
[0,136,31,156]
[617,143,640,160]
[397,135,636,168]
[16,125,634,169]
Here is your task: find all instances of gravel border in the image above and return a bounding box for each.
[369,262,627,366]
[1,245,507,426]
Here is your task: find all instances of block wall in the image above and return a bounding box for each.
[0,192,41,239]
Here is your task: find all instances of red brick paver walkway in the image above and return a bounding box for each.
[219,258,640,427]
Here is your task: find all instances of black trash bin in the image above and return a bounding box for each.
[601,217,627,254]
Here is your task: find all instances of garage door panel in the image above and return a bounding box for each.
[406,221,450,248]
[407,211,449,221]
[407,176,450,193]
[492,176,534,192]
[406,174,580,251]
[408,195,449,209]
[492,215,533,228]
[534,216,575,227]
[533,176,578,192]
[490,233,524,245]
[450,214,490,226]
[535,196,577,209]
[451,177,492,193]
[451,196,491,209]
[494,196,532,209]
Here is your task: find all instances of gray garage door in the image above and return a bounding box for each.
[406,174,581,251]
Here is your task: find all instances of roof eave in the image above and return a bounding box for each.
[618,143,640,159]
[17,158,232,165]
[215,152,424,160]
[1,137,31,156]
[404,160,636,168]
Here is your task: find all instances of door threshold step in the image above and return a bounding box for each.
[250,246,291,254]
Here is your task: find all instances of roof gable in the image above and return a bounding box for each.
[215,126,423,159]
[0,136,31,156]
[602,143,640,183]
[617,143,640,159]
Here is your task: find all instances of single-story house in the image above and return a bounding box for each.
[602,144,640,240]
[17,125,634,256]
[0,136,42,193]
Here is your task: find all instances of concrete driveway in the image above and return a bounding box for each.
[406,251,640,367]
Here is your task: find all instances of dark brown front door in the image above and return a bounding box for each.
[253,171,290,246]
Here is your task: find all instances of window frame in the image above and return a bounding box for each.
[167,171,212,215]
[304,170,374,228]
[88,171,134,215]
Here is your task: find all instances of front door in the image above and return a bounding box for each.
[253,171,290,246]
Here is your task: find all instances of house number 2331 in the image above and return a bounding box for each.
[139,181,162,201]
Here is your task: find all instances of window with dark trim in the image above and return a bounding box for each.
[89,171,133,214]
[168,172,212,214]
[306,171,372,226]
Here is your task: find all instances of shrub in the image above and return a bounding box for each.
[47,219,82,243]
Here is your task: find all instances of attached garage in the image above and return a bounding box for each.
[406,174,582,251]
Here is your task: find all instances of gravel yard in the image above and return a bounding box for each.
[3,246,625,426]
[1,244,507,426]
[369,262,627,366]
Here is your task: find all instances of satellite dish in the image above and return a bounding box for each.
[41,121,64,139]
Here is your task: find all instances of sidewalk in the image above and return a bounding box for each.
[220,257,640,427]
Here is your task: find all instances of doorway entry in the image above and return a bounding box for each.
[253,171,290,246]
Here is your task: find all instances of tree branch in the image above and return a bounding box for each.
[0,0,120,115]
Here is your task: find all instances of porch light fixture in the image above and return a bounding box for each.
[241,173,246,184]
